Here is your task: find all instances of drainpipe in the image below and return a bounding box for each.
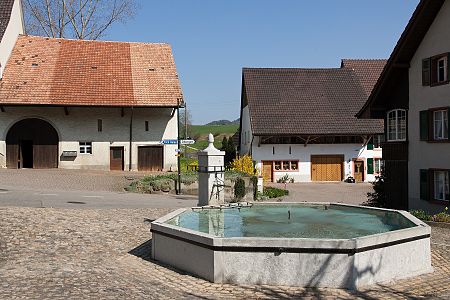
[177,100,182,194]
[129,106,134,171]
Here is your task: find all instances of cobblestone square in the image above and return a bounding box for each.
[0,207,449,299]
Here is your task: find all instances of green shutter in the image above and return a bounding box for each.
[419,110,429,141]
[422,58,431,86]
[420,169,429,201]
[367,158,374,174]
[367,142,374,150]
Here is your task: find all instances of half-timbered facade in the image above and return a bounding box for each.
[239,60,385,183]
[358,0,450,212]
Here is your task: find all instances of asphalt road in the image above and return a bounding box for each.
[0,185,198,209]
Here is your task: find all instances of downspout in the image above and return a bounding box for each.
[129,106,134,171]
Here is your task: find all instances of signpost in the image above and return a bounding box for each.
[180,139,195,145]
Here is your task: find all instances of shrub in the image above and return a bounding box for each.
[263,187,289,199]
[234,177,246,200]
[410,210,433,221]
[364,173,388,208]
[231,155,256,176]
[277,174,294,183]
[251,176,258,200]
[410,207,450,223]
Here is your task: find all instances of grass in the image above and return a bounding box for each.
[188,124,239,151]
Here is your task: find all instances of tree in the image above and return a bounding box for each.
[23,0,137,40]
[220,136,228,151]
[226,137,236,165]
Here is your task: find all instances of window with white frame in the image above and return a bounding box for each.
[374,158,383,174]
[433,110,448,140]
[434,171,449,201]
[387,109,407,141]
[79,142,92,154]
[437,56,448,83]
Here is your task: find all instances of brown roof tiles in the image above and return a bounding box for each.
[341,59,387,97]
[0,35,183,107]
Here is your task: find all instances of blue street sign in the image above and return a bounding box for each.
[161,139,178,145]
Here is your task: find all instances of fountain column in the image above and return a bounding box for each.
[197,133,225,206]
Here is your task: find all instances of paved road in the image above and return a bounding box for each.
[0,185,198,209]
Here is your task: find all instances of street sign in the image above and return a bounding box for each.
[180,139,195,145]
[175,149,182,152]
[161,139,178,145]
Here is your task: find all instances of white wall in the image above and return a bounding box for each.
[0,0,25,78]
[0,106,178,171]
[252,137,382,183]
[239,105,253,155]
[408,0,450,213]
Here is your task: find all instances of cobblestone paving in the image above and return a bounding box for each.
[0,207,449,299]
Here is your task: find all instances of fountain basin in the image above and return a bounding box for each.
[150,203,432,289]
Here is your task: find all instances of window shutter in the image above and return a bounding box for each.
[419,110,429,141]
[422,58,431,86]
[447,53,450,80]
[420,169,429,201]
[367,158,374,174]
[367,142,374,150]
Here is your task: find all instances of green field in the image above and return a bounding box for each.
[189,124,239,150]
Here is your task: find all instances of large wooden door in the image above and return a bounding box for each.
[110,147,124,171]
[6,118,59,169]
[354,161,364,182]
[311,155,344,181]
[138,146,163,171]
[262,161,273,182]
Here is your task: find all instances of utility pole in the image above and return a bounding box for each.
[184,104,188,168]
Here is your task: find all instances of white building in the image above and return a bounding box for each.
[0,2,183,171]
[239,61,385,183]
[358,0,450,212]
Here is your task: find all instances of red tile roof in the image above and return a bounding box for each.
[0,35,183,107]
[341,59,387,97]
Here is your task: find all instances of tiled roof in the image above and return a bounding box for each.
[0,35,183,107]
[341,59,387,97]
[0,0,15,41]
[243,68,384,136]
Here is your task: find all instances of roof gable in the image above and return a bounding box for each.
[358,0,446,117]
[0,0,15,41]
[243,67,383,136]
[0,35,183,107]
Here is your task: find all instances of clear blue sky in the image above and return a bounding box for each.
[109,0,419,125]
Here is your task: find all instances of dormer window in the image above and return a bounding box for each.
[387,109,407,141]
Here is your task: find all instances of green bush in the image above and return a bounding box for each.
[234,177,246,199]
[410,210,433,221]
[277,174,294,183]
[364,173,388,208]
[127,172,198,193]
[263,187,289,198]
[250,176,258,200]
[410,207,450,223]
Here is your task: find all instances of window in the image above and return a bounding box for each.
[423,54,449,86]
[79,142,92,154]
[374,158,382,174]
[387,109,407,141]
[437,57,448,83]
[434,171,449,201]
[274,161,298,171]
[97,119,102,132]
[433,110,448,140]
[373,135,385,148]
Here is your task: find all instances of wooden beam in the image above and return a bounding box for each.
[64,107,69,115]
[170,108,176,117]
[304,136,311,147]
[121,107,125,117]
[0,106,4,112]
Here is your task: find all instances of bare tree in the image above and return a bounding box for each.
[23,0,137,40]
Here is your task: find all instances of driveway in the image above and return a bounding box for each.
[270,182,373,205]
[0,169,197,209]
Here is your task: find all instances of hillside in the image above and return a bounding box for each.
[205,118,240,126]
[190,124,239,150]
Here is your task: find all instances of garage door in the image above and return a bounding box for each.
[138,146,163,171]
[311,155,344,181]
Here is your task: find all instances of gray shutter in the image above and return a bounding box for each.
[420,169,429,201]
[419,110,429,141]
[422,58,431,86]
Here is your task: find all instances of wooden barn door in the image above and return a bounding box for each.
[311,155,344,181]
[6,118,58,169]
[138,146,163,171]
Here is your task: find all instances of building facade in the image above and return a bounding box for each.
[240,61,385,183]
[358,0,449,212]
[0,3,183,171]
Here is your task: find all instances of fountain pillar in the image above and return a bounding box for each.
[197,134,225,206]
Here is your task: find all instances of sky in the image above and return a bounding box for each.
[108,0,420,125]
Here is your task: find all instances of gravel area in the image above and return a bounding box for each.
[0,207,449,299]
